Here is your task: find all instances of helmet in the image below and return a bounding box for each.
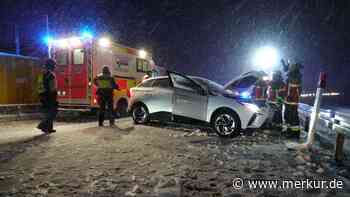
[272,70,282,80]
[43,59,56,70]
[102,66,111,74]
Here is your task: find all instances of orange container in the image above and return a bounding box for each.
[0,52,41,105]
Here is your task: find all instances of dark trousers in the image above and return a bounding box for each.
[268,103,283,125]
[38,101,58,131]
[284,103,300,137]
[98,95,115,126]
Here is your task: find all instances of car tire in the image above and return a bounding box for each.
[211,109,241,137]
[132,104,150,124]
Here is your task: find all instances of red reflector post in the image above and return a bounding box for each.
[318,72,327,89]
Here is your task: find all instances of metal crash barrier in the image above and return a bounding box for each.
[299,103,350,162]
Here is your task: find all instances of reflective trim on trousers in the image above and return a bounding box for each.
[284,101,298,105]
[288,83,300,87]
[289,126,300,132]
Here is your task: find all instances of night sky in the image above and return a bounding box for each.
[0,0,349,103]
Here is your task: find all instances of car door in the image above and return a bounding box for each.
[150,78,173,113]
[168,72,208,121]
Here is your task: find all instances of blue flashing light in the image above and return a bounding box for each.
[240,91,251,99]
[81,31,93,39]
[43,36,54,45]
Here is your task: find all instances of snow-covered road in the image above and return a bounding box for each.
[0,119,349,196]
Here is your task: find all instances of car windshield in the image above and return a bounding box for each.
[191,77,231,95]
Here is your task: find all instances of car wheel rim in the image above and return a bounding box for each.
[214,114,236,136]
[133,106,147,123]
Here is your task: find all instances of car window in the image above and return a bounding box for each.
[152,78,171,88]
[192,77,227,95]
[170,73,202,93]
[138,79,154,87]
[235,76,257,88]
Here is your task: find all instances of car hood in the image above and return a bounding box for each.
[223,71,268,90]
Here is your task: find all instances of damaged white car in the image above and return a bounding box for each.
[128,71,269,137]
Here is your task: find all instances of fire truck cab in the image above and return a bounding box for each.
[49,35,155,115]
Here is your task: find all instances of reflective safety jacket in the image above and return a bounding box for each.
[93,73,118,96]
[254,80,268,101]
[285,82,301,105]
[37,73,45,95]
[267,80,285,104]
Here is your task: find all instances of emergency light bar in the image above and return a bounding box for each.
[45,34,148,58]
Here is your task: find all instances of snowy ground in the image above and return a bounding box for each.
[0,118,349,197]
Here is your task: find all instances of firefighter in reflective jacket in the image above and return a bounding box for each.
[37,59,58,133]
[283,62,302,138]
[266,71,285,129]
[94,66,119,127]
[253,77,268,107]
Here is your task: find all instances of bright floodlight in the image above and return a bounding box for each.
[253,46,279,69]
[56,39,69,48]
[99,37,111,47]
[69,37,82,47]
[138,49,147,59]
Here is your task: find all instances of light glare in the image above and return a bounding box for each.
[253,46,279,70]
[69,37,82,47]
[138,49,147,59]
[99,37,111,47]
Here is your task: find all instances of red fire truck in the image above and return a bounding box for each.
[48,35,155,115]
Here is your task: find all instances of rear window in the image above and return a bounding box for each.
[56,51,68,65]
[152,78,171,88]
[138,79,154,87]
[73,49,84,64]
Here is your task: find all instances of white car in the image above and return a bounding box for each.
[128,71,268,137]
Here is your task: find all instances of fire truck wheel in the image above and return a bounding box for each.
[132,104,149,124]
[116,99,128,117]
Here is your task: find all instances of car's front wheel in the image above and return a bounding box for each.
[132,104,149,124]
[212,110,241,137]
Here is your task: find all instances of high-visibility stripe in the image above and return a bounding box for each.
[289,126,300,132]
[255,98,266,101]
[289,83,300,87]
[284,101,298,105]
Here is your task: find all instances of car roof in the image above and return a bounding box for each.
[142,76,168,83]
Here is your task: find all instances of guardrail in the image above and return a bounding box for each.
[299,103,350,134]
[299,103,349,161]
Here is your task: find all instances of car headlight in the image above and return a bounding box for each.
[242,102,260,113]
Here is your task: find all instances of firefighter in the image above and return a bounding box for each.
[266,71,285,129]
[94,66,119,127]
[37,59,58,133]
[282,61,303,139]
[253,76,268,107]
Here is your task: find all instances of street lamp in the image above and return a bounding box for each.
[253,46,279,70]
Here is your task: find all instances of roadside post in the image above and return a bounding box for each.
[334,127,345,162]
[304,72,327,148]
